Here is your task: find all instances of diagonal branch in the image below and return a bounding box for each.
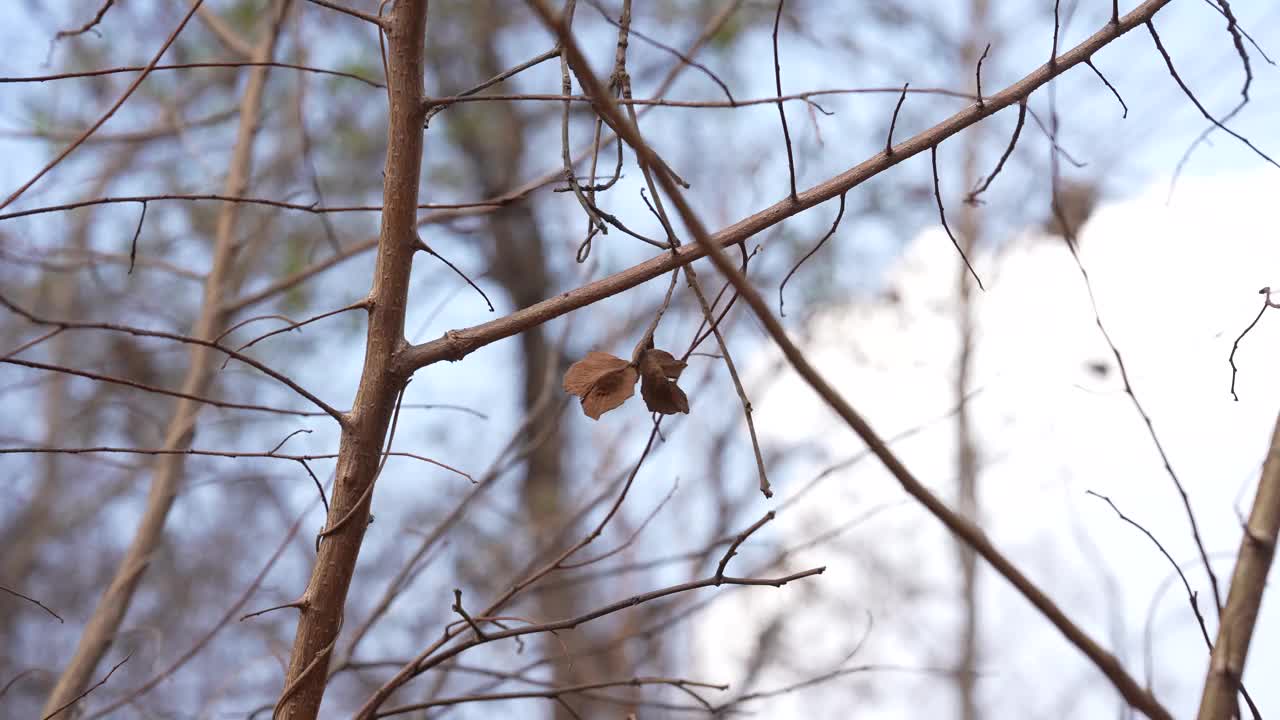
[400,0,1177,378]
[1,2,205,211]
[533,1,1175,718]
[0,293,345,423]
[1196,412,1280,720]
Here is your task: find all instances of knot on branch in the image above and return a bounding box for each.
[441,329,481,362]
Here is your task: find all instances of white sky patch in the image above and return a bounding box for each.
[696,169,1280,719]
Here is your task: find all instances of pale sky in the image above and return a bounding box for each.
[698,167,1280,719]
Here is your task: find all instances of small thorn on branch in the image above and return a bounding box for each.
[240,599,307,622]
[128,200,147,275]
[452,588,489,640]
[975,43,991,110]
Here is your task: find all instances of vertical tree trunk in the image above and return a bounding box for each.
[953,3,989,718]
[953,161,982,720]
[275,2,429,718]
[40,6,292,715]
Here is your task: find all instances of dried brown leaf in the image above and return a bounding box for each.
[564,351,627,394]
[639,348,690,415]
[563,351,639,420]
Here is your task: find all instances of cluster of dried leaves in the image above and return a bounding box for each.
[563,347,689,419]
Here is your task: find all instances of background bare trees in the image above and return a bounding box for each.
[1,1,1276,719]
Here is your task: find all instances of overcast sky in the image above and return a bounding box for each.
[697,166,1280,718]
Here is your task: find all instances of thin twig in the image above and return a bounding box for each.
[358,564,823,718]
[715,511,775,582]
[1025,104,1087,168]
[931,146,984,290]
[1050,115,1223,617]
[622,77,771,496]
[771,0,798,200]
[584,0,735,105]
[0,193,501,221]
[780,193,846,316]
[1,1,206,211]
[1087,491,1212,648]
[975,43,991,109]
[241,601,307,622]
[1227,288,1274,401]
[558,0,609,248]
[378,676,727,717]
[0,585,63,623]
[451,589,489,640]
[293,58,342,254]
[52,0,115,43]
[3,357,316,418]
[537,3,1176,717]
[1085,59,1127,117]
[402,0,1176,377]
[0,292,345,424]
[415,237,494,311]
[127,201,147,274]
[1147,21,1277,169]
[558,478,679,570]
[0,61,384,88]
[80,496,315,719]
[1051,0,1062,64]
[631,269,681,363]
[424,48,559,124]
[0,446,469,481]
[41,653,131,720]
[230,301,367,356]
[885,82,909,155]
[684,262,772,497]
[304,0,384,26]
[967,101,1026,204]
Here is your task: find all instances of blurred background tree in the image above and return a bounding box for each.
[1,1,1275,718]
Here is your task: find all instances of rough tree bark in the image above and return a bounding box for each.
[40,5,292,715]
[274,2,429,718]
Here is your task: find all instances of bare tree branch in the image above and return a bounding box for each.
[533,0,1176,717]
[1197,413,1280,720]
[274,2,428,717]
